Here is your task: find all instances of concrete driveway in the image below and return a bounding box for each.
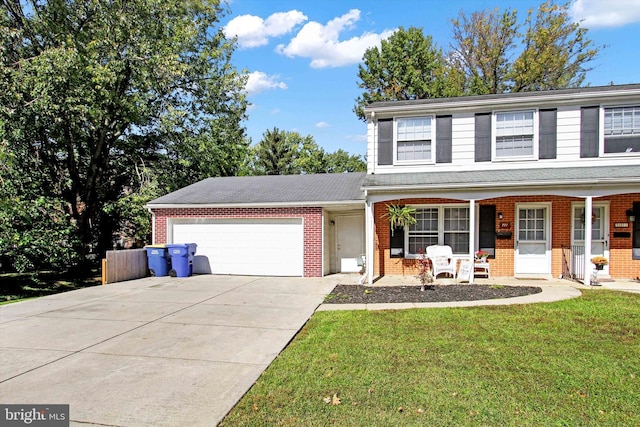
[0,275,336,426]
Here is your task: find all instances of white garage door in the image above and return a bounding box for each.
[171,218,304,276]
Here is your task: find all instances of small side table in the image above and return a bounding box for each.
[474,261,490,278]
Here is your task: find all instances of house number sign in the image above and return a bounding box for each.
[500,222,511,229]
[614,222,629,228]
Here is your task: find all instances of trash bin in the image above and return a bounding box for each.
[166,243,197,277]
[144,245,170,277]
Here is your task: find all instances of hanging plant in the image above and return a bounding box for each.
[382,203,417,235]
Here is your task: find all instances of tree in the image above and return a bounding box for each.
[249,128,366,175]
[252,127,298,175]
[0,0,248,268]
[450,8,518,95]
[510,2,601,91]
[354,27,464,121]
[450,1,602,94]
[325,149,366,173]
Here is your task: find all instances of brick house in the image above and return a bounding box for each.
[147,84,640,284]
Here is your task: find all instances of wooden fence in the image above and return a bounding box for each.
[103,249,148,284]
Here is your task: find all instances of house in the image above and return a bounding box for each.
[147,83,640,285]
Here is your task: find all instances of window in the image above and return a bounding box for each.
[407,206,469,255]
[396,117,433,162]
[494,111,535,159]
[603,106,640,154]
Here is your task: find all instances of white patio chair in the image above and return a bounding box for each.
[426,245,456,278]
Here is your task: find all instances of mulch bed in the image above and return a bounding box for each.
[325,284,542,304]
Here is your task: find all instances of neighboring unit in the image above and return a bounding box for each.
[147,84,640,284]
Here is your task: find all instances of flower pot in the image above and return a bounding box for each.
[595,264,604,271]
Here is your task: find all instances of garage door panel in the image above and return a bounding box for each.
[171,219,303,276]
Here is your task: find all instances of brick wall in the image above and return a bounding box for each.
[152,207,323,277]
[374,193,640,279]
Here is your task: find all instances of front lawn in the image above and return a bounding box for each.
[221,290,640,426]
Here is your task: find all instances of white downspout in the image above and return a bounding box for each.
[584,196,593,286]
[146,207,156,245]
[365,200,375,285]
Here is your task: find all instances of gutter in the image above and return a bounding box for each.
[144,199,367,210]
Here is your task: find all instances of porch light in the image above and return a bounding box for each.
[498,212,503,219]
[627,209,636,223]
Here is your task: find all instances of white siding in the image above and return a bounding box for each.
[451,114,476,165]
[556,107,582,160]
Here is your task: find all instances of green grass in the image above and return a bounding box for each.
[0,271,101,303]
[221,290,640,426]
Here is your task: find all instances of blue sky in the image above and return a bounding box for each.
[222,0,640,158]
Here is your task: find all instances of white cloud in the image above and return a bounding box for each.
[315,121,330,128]
[570,0,640,28]
[276,9,395,68]
[224,10,308,48]
[244,71,287,95]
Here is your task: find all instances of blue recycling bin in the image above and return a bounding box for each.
[166,243,197,277]
[144,245,170,277]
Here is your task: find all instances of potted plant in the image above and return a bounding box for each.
[591,256,608,271]
[382,203,417,235]
[415,248,434,291]
[475,250,489,262]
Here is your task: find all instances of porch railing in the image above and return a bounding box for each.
[561,245,585,283]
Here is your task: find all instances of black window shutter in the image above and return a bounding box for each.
[580,106,599,158]
[479,205,496,257]
[389,227,404,258]
[377,119,393,165]
[436,115,452,163]
[475,113,491,162]
[539,109,557,159]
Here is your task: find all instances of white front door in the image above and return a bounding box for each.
[572,204,609,275]
[335,215,364,273]
[515,205,551,275]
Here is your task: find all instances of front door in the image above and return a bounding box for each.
[515,205,551,275]
[572,204,609,275]
[335,215,364,273]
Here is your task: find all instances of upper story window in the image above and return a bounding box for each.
[395,117,434,163]
[603,106,640,154]
[494,110,536,160]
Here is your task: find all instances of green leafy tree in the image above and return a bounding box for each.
[450,8,518,94]
[250,128,365,175]
[354,27,464,120]
[0,0,248,268]
[252,127,298,175]
[450,1,602,94]
[325,149,366,173]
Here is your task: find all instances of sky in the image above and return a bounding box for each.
[221,0,640,158]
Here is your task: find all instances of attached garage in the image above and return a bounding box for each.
[147,173,366,278]
[171,218,304,276]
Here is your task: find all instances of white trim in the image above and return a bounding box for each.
[600,103,640,158]
[514,203,552,276]
[393,115,436,165]
[492,109,539,161]
[146,200,366,210]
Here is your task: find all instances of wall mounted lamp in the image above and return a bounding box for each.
[626,209,636,223]
[497,212,503,220]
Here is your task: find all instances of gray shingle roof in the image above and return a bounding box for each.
[363,165,640,190]
[365,83,640,110]
[148,172,366,206]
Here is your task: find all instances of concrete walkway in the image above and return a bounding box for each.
[317,275,640,311]
[0,275,335,427]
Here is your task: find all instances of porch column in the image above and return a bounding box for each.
[469,199,476,284]
[583,196,593,286]
[365,200,375,285]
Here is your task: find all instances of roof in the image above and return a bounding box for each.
[364,83,640,114]
[148,172,367,207]
[362,165,640,191]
